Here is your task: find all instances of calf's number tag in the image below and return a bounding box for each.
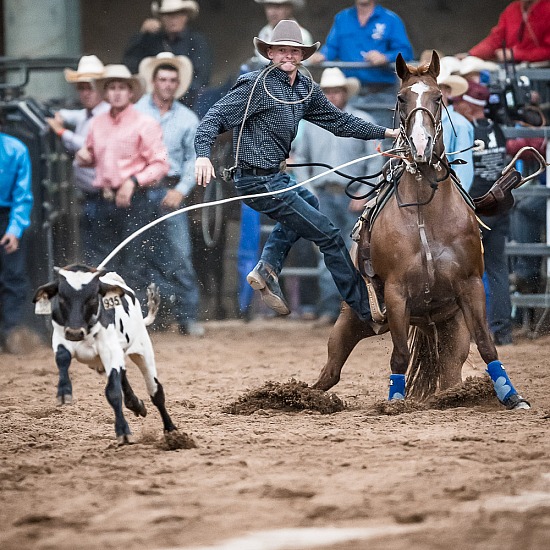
[35,297,52,315]
[102,292,122,310]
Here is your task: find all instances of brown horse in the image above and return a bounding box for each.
[313,51,530,410]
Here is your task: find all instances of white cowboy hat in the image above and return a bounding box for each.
[95,65,145,102]
[437,72,469,98]
[254,19,320,60]
[151,0,199,18]
[64,55,105,83]
[439,56,462,76]
[254,0,306,9]
[139,52,194,98]
[319,67,360,97]
[459,56,498,76]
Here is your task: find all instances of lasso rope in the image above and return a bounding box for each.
[97,148,400,270]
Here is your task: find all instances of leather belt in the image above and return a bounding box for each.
[236,166,281,177]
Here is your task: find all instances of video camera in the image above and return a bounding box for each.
[484,45,543,126]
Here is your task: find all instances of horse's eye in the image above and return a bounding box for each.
[397,96,405,103]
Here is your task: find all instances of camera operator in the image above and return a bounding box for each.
[454,82,514,346]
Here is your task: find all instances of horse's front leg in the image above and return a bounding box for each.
[385,286,411,400]
[312,303,375,391]
[459,278,530,410]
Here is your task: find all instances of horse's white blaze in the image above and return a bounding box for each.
[409,81,430,157]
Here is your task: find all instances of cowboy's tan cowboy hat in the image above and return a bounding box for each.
[319,67,360,97]
[139,52,193,98]
[254,19,320,60]
[64,55,105,83]
[151,0,199,18]
[254,0,306,9]
[95,65,145,102]
[459,56,498,76]
[437,72,469,97]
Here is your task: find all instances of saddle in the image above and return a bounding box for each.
[472,169,522,217]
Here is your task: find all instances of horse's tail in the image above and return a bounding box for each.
[407,326,443,400]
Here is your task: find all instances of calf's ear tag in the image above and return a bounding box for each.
[102,291,122,310]
[35,297,52,315]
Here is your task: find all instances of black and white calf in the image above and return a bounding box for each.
[33,264,176,444]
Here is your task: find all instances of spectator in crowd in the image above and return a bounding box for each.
[123,0,212,111]
[463,0,550,63]
[436,60,474,191]
[249,1,312,66]
[292,67,383,325]
[458,55,498,84]
[0,130,33,353]
[194,20,398,321]
[76,64,169,293]
[46,55,110,265]
[135,52,204,337]
[454,81,513,346]
[309,0,414,127]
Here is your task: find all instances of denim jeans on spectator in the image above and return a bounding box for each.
[234,171,371,320]
[143,188,200,325]
[0,209,29,337]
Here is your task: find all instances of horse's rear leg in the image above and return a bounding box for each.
[312,303,376,391]
[459,280,530,409]
[437,311,471,389]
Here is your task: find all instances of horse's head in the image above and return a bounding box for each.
[396,51,442,165]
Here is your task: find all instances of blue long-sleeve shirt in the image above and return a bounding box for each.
[195,66,387,170]
[135,94,199,196]
[442,105,474,192]
[320,5,414,86]
[0,133,33,238]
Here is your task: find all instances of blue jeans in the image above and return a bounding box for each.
[234,171,371,320]
[315,187,358,318]
[0,209,29,337]
[143,188,200,324]
[480,211,512,339]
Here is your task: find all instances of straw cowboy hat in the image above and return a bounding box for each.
[151,0,199,18]
[439,55,462,76]
[139,52,194,98]
[437,58,469,97]
[254,19,320,60]
[95,65,145,102]
[64,55,105,83]
[319,67,360,97]
[254,0,306,9]
[459,56,498,76]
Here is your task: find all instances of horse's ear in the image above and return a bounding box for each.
[428,50,440,78]
[395,53,410,80]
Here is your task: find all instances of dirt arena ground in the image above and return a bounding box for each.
[1,318,550,550]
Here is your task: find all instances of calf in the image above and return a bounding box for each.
[33,264,176,444]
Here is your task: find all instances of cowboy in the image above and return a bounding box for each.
[309,0,414,127]
[135,52,204,337]
[123,0,211,111]
[454,82,513,346]
[436,60,474,192]
[76,65,169,291]
[195,20,398,322]
[46,55,110,264]
[292,67,384,325]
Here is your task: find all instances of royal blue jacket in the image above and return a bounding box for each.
[0,133,33,238]
[320,5,414,86]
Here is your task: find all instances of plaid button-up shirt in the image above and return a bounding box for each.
[195,66,387,170]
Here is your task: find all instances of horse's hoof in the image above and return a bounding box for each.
[57,394,73,406]
[135,399,147,418]
[504,394,531,410]
[116,434,134,445]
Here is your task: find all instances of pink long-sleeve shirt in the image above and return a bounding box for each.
[86,104,169,189]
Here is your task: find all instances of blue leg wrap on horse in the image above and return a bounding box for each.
[486,360,517,402]
[389,374,406,400]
